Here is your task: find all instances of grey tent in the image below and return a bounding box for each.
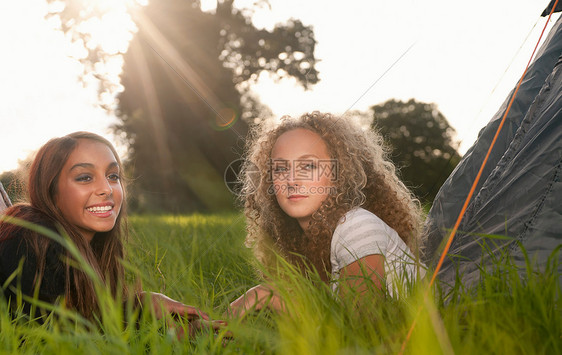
[424,4,562,287]
[0,182,11,214]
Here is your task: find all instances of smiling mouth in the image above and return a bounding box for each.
[86,205,113,213]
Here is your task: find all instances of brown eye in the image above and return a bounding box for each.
[75,174,92,182]
[107,173,120,181]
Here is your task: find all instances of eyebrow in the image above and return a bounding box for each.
[271,154,319,161]
[69,162,119,171]
[298,154,319,159]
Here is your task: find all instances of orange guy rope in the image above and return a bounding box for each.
[399,1,560,353]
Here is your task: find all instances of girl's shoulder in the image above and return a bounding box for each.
[330,207,401,272]
[336,207,389,231]
[0,204,57,242]
[0,204,65,279]
[331,207,402,251]
[2,204,55,225]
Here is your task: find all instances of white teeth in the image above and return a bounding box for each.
[87,206,112,213]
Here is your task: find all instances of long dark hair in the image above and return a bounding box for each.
[0,131,128,318]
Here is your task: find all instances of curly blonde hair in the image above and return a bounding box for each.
[240,112,423,281]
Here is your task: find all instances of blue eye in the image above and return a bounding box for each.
[297,162,315,171]
[273,166,289,173]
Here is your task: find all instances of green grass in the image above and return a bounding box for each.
[0,213,560,354]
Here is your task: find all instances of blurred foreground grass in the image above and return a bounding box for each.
[0,213,560,354]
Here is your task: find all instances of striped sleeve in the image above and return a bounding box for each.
[331,208,397,270]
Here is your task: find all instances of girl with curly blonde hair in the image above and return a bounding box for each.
[229,112,425,316]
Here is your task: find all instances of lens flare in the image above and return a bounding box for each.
[212,107,238,131]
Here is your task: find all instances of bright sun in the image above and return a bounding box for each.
[48,0,147,109]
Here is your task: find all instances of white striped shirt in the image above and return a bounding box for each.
[330,207,424,295]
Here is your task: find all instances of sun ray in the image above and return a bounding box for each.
[129,39,174,175]
[133,11,235,128]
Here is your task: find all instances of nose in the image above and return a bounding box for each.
[286,167,299,186]
[96,178,113,196]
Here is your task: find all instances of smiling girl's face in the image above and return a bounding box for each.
[55,139,123,242]
[271,128,334,231]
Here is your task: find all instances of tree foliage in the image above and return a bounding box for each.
[49,0,319,212]
[371,99,461,204]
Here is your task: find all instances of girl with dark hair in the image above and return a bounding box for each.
[0,131,208,324]
[229,112,426,316]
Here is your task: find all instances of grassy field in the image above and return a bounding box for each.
[1,213,560,354]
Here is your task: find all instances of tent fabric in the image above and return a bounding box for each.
[0,182,11,214]
[542,0,562,16]
[424,13,562,287]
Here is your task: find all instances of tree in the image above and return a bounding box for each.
[48,0,319,212]
[371,99,461,204]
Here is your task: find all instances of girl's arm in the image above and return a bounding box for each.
[338,254,385,299]
[137,292,229,339]
[137,291,210,321]
[227,284,285,318]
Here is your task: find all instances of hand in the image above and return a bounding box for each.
[190,318,229,334]
[191,319,234,346]
[140,292,224,339]
[165,318,229,340]
[140,291,210,321]
[226,284,285,318]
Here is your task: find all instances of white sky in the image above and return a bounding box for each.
[0,0,559,174]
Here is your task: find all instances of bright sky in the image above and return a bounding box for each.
[0,0,559,174]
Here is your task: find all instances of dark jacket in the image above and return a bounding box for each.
[0,206,66,320]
